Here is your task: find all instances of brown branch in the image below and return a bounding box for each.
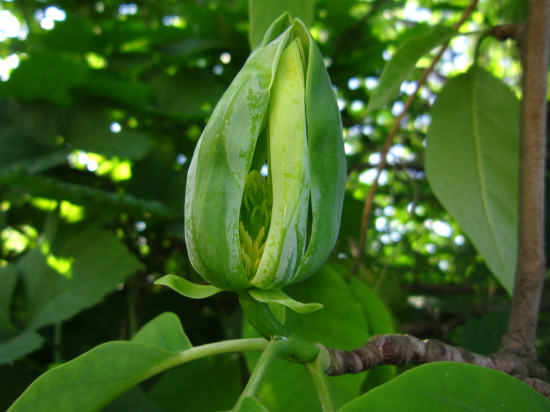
[324,334,550,398]
[489,23,525,42]
[500,0,550,358]
[351,0,479,274]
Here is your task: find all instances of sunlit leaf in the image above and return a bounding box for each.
[426,66,519,293]
[1,173,177,217]
[19,220,143,329]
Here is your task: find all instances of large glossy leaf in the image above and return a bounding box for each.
[339,362,550,411]
[425,66,519,293]
[366,26,455,112]
[243,262,369,411]
[7,313,190,412]
[248,0,315,49]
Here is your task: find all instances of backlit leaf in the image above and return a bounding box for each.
[426,66,519,293]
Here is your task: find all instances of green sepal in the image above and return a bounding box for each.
[249,288,323,314]
[239,291,289,339]
[155,275,223,299]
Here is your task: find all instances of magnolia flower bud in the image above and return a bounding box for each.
[184,14,346,295]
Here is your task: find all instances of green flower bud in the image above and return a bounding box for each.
[184,15,346,295]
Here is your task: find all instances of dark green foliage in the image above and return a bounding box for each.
[0,0,548,411]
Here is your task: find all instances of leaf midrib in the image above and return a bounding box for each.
[469,68,506,276]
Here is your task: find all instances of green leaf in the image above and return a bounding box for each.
[339,362,550,411]
[131,312,192,352]
[455,310,508,355]
[66,105,152,159]
[243,262,369,411]
[19,222,143,330]
[248,0,315,49]
[146,355,242,412]
[154,275,223,299]
[78,76,151,109]
[7,313,190,412]
[249,288,323,314]
[8,341,177,412]
[0,220,143,364]
[0,265,18,334]
[348,277,395,336]
[366,26,455,112]
[151,69,225,120]
[0,100,69,174]
[425,66,519,293]
[103,386,160,412]
[1,173,176,217]
[2,52,89,106]
[0,331,44,365]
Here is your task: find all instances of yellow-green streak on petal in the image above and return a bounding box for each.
[252,37,310,289]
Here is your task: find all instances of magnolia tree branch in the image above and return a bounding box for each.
[351,0,479,274]
[500,0,550,358]
[324,334,550,399]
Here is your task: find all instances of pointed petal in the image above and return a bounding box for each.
[249,288,323,314]
[251,38,310,289]
[154,275,223,299]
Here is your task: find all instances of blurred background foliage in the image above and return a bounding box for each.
[0,0,547,410]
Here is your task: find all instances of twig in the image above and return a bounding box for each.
[489,23,525,42]
[500,0,550,357]
[351,0,479,274]
[324,334,550,398]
